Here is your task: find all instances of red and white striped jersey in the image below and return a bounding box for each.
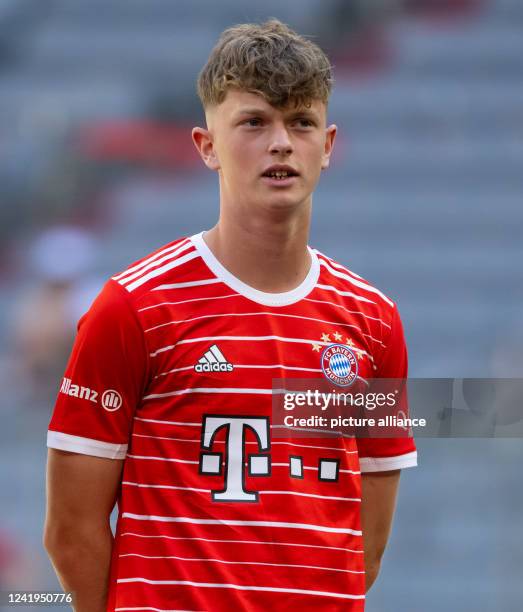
[47,232,417,611]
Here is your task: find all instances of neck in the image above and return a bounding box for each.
[203,199,313,294]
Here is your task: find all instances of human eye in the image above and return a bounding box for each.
[243,117,263,127]
[294,117,315,128]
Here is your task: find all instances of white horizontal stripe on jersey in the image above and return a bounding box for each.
[120,246,197,288]
[124,251,200,293]
[126,454,199,465]
[142,387,288,400]
[112,238,191,282]
[134,416,356,440]
[121,532,363,554]
[138,294,238,313]
[318,258,393,307]
[126,455,357,474]
[115,240,194,285]
[136,415,354,440]
[134,417,200,426]
[155,363,322,379]
[122,514,362,536]
[312,249,365,280]
[155,365,193,377]
[303,297,391,329]
[315,283,375,304]
[122,481,208,494]
[143,384,369,402]
[152,278,221,291]
[188,336,375,363]
[115,608,203,612]
[150,334,329,357]
[122,481,360,503]
[271,462,360,475]
[132,432,358,454]
[145,311,383,346]
[132,433,201,443]
[272,424,355,438]
[150,334,373,362]
[271,441,357,453]
[116,578,365,601]
[259,490,360,501]
[236,363,321,371]
[119,552,363,575]
[155,368,370,388]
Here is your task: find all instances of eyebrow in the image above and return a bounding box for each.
[234,107,320,120]
[235,107,269,117]
[287,109,319,120]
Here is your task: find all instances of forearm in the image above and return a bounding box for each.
[45,523,114,612]
[364,556,381,593]
[360,470,401,593]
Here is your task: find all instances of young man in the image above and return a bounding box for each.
[44,19,417,611]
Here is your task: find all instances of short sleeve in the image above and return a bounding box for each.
[47,279,149,459]
[356,304,418,472]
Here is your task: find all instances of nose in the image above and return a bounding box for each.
[268,124,293,156]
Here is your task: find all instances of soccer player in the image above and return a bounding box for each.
[44,19,417,611]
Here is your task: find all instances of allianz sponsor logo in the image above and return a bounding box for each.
[60,377,98,402]
[60,378,123,411]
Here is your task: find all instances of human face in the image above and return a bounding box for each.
[193,90,337,214]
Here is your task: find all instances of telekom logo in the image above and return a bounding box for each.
[199,415,270,502]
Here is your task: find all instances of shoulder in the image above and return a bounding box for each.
[312,247,398,324]
[77,235,194,326]
[109,235,197,296]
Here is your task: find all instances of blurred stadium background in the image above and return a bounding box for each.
[0,0,522,610]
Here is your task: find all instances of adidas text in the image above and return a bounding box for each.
[194,344,234,373]
[195,362,234,373]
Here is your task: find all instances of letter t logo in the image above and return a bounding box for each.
[199,415,270,502]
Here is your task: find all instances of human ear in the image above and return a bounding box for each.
[321,124,337,170]
[191,126,220,171]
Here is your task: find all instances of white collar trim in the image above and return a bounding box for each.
[190,231,320,307]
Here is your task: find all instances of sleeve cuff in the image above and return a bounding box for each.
[47,430,128,460]
[359,450,418,473]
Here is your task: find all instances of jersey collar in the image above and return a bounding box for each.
[190,231,320,307]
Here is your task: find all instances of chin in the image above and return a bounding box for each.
[263,189,309,209]
[263,196,306,213]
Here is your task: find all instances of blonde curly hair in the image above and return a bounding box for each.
[197,19,333,109]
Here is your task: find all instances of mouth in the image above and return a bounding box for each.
[261,165,299,186]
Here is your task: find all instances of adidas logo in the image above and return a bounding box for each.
[195,344,234,373]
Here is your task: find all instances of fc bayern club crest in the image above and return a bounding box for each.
[321,343,358,387]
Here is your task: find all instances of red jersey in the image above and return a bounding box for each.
[47,232,417,611]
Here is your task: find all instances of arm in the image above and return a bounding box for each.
[359,469,401,593]
[44,280,148,610]
[43,449,124,612]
